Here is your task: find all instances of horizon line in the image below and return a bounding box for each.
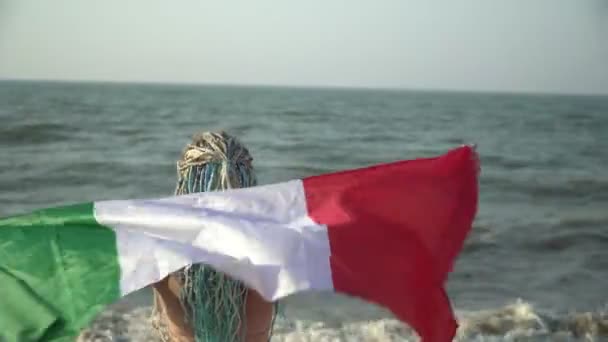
[1,76,607,98]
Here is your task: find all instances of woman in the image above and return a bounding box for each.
[151,131,277,342]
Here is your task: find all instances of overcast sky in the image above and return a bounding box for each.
[1,0,607,94]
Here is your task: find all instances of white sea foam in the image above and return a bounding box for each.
[79,299,608,342]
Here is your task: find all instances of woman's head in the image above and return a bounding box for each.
[175,131,257,194]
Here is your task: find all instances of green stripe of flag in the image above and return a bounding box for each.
[0,203,121,341]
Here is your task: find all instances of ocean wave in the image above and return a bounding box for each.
[524,231,608,252]
[514,217,608,253]
[79,300,608,341]
[481,174,608,202]
[0,122,76,146]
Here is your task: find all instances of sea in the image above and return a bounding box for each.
[0,80,607,341]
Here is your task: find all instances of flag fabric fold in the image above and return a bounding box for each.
[0,145,479,342]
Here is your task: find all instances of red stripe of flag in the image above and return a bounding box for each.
[303,145,479,342]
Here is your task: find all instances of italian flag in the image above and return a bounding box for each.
[0,145,478,342]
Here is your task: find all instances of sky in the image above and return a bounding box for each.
[1,0,607,94]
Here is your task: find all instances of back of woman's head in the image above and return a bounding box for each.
[175,131,257,194]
